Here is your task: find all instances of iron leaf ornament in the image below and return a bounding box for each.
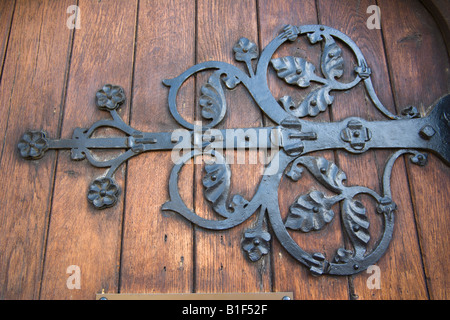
[18,25,449,277]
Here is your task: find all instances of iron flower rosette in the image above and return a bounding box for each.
[18,131,49,160]
[87,177,119,209]
[242,229,271,262]
[95,84,126,111]
[14,23,450,277]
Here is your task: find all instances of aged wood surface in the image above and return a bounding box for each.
[0,0,73,299]
[194,0,272,295]
[258,0,349,300]
[0,0,448,300]
[379,0,449,299]
[120,0,195,294]
[39,0,137,299]
[0,0,14,80]
[319,0,429,299]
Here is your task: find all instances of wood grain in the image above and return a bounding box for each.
[194,0,272,294]
[378,0,450,299]
[119,0,195,294]
[39,0,137,299]
[0,0,73,299]
[0,0,14,82]
[317,0,428,299]
[420,0,450,53]
[0,0,447,300]
[257,0,350,300]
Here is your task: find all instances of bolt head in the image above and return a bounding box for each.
[419,125,436,140]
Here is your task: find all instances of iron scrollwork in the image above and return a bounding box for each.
[18,25,449,276]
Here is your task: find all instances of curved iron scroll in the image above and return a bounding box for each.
[18,25,449,276]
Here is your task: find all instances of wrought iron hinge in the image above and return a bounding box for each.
[18,25,449,276]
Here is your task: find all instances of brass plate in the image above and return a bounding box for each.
[96,292,293,300]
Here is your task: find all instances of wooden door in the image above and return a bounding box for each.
[0,0,448,300]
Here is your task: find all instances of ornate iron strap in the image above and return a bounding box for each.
[18,25,449,276]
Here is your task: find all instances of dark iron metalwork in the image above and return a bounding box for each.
[18,25,449,276]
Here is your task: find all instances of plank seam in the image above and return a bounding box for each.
[192,0,199,294]
[255,0,275,294]
[38,0,79,300]
[118,0,140,295]
[0,0,16,92]
[376,0,431,300]
[0,0,17,167]
[315,0,354,301]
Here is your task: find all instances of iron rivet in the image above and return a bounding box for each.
[419,125,436,140]
[282,296,291,300]
[99,297,108,300]
[15,24,450,282]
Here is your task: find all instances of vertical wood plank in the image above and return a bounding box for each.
[119,0,195,294]
[378,0,450,299]
[0,0,446,301]
[194,0,272,293]
[317,0,428,299]
[0,0,15,82]
[0,0,73,299]
[257,0,350,299]
[40,0,137,299]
